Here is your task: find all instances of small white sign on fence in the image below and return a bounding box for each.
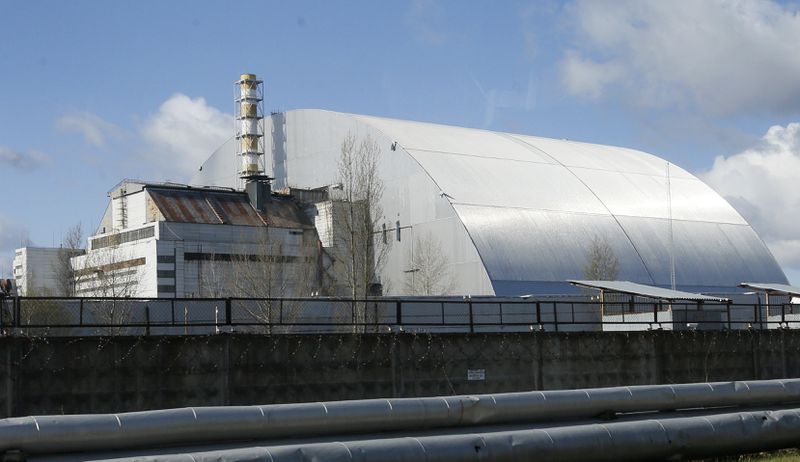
[467,369,486,381]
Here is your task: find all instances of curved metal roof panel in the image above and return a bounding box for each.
[193,110,786,294]
[353,113,785,293]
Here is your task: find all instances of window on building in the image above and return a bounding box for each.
[157,285,176,294]
[157,255,176,263]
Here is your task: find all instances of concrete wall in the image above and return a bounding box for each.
[1,330,799,418]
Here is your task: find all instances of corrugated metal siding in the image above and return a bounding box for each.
[354,112,785,293]
[455,205,652,284]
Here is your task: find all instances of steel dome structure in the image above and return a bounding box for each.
[192,109,786,295]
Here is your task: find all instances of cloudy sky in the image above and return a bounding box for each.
[1,0,800,283]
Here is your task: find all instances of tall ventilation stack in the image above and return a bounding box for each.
[235,73,266,183]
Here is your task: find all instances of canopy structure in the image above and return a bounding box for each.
[193,109,788,296]
[569,280,730,302]
[739,282,800,298]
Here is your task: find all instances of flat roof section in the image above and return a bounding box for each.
[569,280,730,302]
[739,282,800,297]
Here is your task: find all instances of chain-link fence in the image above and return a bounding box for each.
[0,295,797,336]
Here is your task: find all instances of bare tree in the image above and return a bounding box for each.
[72,246,144,334]
[197,248,234,298]
[225,227,331,332]
[583,235,619,281]
[405,233,454,295]
[53,222,85,297]
[334,133,388,323]
[330,133,389,330]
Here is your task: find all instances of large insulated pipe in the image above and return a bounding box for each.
[2,379,800,455]
[102,407,800,462]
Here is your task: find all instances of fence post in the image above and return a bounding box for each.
[225,298,232,325]
[13,297,20,328]
[396,300,402,325]
[145,305,150,336]
[536,301,541,328]
[553,302,559,332]
[782,303,786,328]
[726,302,731,330]
[79,299,84,326]
[468,299,474,334]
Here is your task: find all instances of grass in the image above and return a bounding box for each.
[698,449,800,461]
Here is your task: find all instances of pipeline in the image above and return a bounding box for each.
[96,407,800,462]
[1,379,800,456]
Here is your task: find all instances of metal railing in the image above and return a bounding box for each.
[0,295,797,336]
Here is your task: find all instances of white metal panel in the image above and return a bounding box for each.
[354,115,557,164]
[569,169,747,225]
[126,191,147,227]
[454,205,652,284]
[192,137,238,188]
[509,134,695,179]
[614,217,786,288]
[668,176,747,224]
[407,149,609,214]
[567,168,671,219]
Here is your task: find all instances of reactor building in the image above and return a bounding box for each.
[193,91,786,296]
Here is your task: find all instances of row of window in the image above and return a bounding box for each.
[183,252,299,263]
[91,226,155,250]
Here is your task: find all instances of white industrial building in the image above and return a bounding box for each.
[12,247,83,296]
[69,178,332,298]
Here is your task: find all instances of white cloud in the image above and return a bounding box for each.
[0,145,50,170]
[56,112,124,147]
[559,51,624,100]
[701,122,800,271]
[140,94,232,180]
[559,0,800,114]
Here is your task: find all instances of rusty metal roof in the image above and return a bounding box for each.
[146,185,311,229]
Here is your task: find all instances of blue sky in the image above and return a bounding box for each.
[2,0,800,283]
